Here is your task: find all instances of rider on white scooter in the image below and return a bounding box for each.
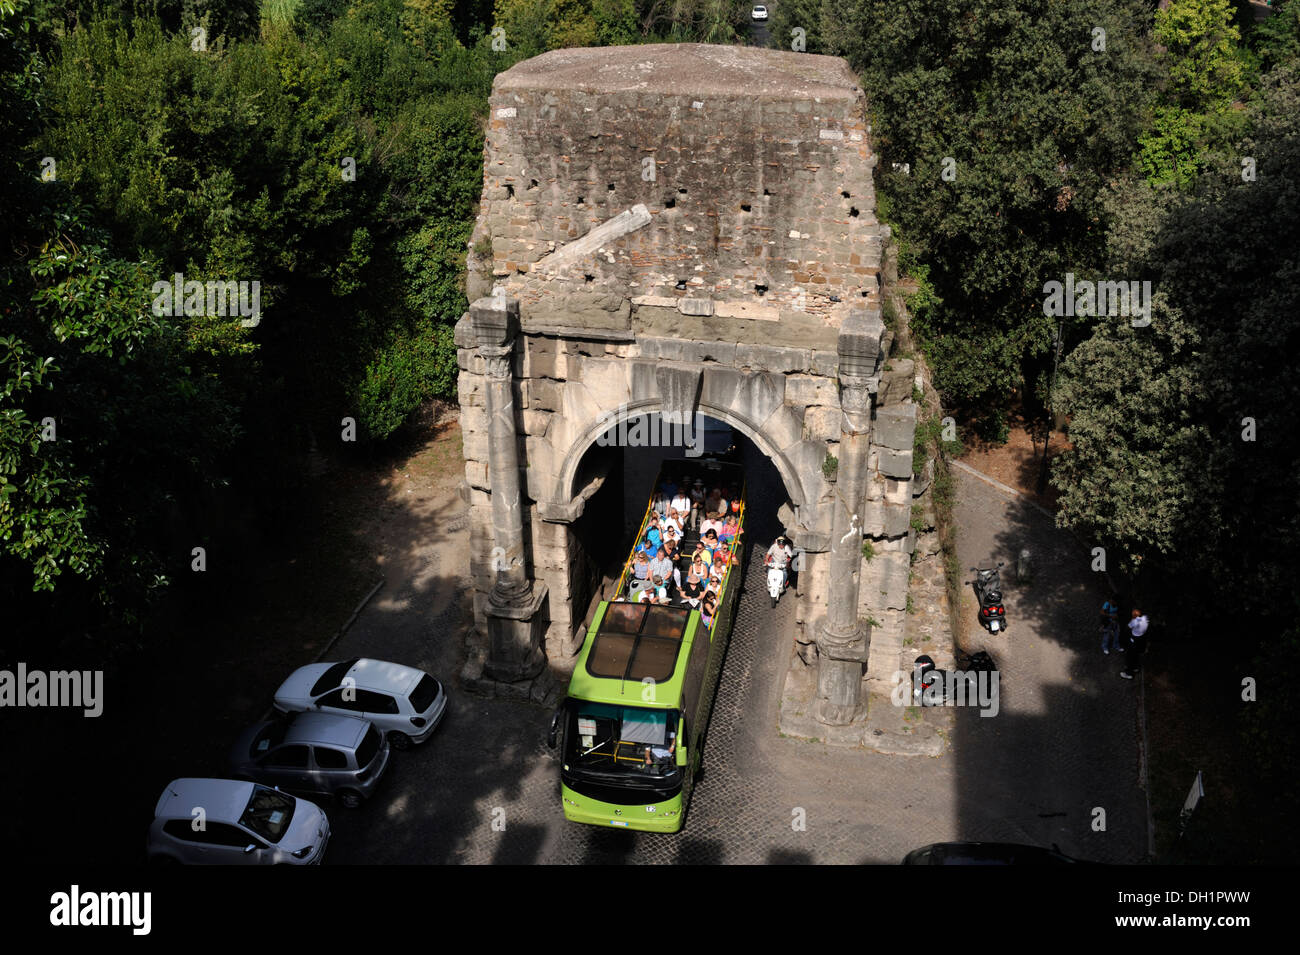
[765,536,795,591]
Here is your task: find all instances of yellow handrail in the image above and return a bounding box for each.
[615,491,657,598]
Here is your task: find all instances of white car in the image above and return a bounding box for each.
[751,5,768,20]
[147,778,329,865]
[273,657,447,750]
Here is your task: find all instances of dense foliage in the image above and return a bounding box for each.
[0,0,798,639]
[1,0,506,638]
[792,0,1297,630]
[1054,66,1300,620]
[817,0,1161,421]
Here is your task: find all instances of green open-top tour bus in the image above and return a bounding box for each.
[548,458,746,832]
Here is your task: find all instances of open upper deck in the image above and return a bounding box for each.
[569,458,746,706]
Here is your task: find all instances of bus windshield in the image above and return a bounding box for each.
[564,701,680,780]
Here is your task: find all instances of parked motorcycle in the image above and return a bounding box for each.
[912,654,943,704]
[913,650,998,706]
[965,563,1007,633]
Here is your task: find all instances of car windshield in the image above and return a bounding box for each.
[409,674,440,714]
[239,786,297,843]
[310,659,359,697]
[563,702,679,779]
[251,722,288,757]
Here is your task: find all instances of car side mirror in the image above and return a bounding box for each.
[546,707,562,749]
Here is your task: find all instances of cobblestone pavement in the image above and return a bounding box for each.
[947,466,1148,863]
[323,451,1147,864]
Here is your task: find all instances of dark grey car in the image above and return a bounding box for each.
[230,711,390,809]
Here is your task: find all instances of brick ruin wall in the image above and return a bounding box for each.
[465,49,884,335]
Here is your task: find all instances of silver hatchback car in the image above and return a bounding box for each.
[147,778,329,865]
[230,711,390,809]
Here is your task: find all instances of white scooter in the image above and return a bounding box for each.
[765,557,786,608]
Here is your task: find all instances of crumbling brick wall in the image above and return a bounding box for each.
[466,44,884,332]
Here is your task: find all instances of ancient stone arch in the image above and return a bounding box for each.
[453,44,920,724]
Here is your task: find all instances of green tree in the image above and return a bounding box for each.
[768,0,824,53]
[593,0,638,45]
[1138,0,1251,186]
[492,0,554,54]
[1246,0,1300,74]
[1054,67,1300,620]
[1155,0,1247,111]
[821,0,1158,412]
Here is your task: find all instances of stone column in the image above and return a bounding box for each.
[472,295,548,682]
[816,308,884,724]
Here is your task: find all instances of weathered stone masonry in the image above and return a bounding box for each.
[454,45,919,724]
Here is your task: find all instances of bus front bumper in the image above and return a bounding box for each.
[561,784,685,833]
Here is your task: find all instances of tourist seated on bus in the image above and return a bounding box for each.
[720,513,742,543]
[706,487,727,517]
[637,575,669,604]
[700,511,724,539]
[662,533,679,563]
[701,590,718,628]
[681,570,705,610]
[649,547,677,591]
[663,508,684,537]
[688,556,708,586]
[702,527,722,555]
[691,541,713,570]
[670,487,692,525]
[689,480,706,529]
[626,553,652,599]
[645,521,662,551]
[655,487,673,518]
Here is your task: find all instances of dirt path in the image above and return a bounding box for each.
[328,405,473,705]
[958,418,1068,511]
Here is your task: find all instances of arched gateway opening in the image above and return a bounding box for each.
[559,409,796,635]
[453,44,921,726]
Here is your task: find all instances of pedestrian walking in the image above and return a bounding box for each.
[1120,608,1149,679]
[1100,598,1120,654]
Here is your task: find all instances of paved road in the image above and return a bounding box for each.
[947,466,1149,861]
[321,450,1148,864]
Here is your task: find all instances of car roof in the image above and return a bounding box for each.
[283,712,370,748]
[155,778,258,822]
[346,658,424,696]
[908,842,1077,864]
